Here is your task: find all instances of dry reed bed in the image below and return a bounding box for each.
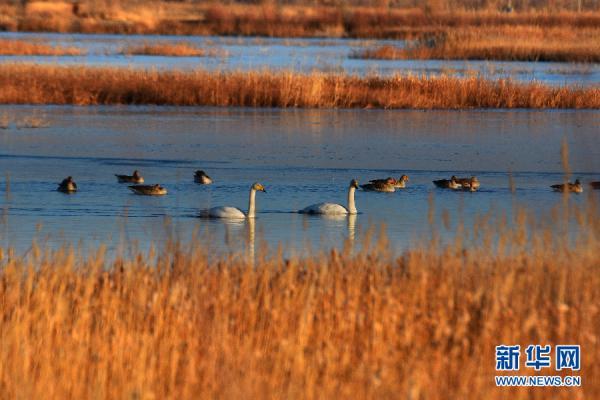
[1,1,599,38]
[0,39,84,56]
[0,64,598,109]
[0,201,599,399]
[121,42,209,57]
[351,26,600,62]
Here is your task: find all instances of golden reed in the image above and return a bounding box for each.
[351,26,600,62]
[0,64,598,109]
[0,199,598,399]
[121,42,207,57]
[0,39,84,56]
[1,1,599,38]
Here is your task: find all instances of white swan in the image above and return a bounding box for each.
[299,179,359,215]
[201,182,266,219]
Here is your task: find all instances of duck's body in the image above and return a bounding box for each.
[115,170,144,184]
[300,179,359,215]
[433,176,460,189]
[590,181,600,190]
[129,184,167,196]
[551,180,583,193]
[57,176,77,193]
[457,176,480,190]
[194,170,213,185]
[365,174,409,190]
[200,182,265,219]
[361,178,395,193]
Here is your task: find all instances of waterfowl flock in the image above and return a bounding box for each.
[55,170,596,218]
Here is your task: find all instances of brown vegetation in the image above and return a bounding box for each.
[0,199,598,399]
[0,39,84,56]
[351,26,600,62]
[0,0,599,39]
[121,42,209,57]
[0,64,598,109]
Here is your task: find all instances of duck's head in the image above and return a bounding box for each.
[252,182,266,193]
[451,175,458,182]
[471,176,478,183]
[385,177,395,184]
[350,179,359,189]
[67,176,73,182]
[196,170,206,176]
[399,174,409,182]
[575,179,581,185]
[133,170,140,177]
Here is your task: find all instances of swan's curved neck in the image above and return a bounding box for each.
[247,188,257,218]
[347,186,357,214]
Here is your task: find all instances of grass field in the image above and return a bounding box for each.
[121,42,209,57]
[1,1,598,39]
[0,198,598,399]
[0,39,84,56]
[1,64,598,109]
[351,26,600,62]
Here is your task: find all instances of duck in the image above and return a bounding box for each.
[433,176,461,189]
[551,179,583,193]
[590,181,600,190]
[129,184,167,196]
[194,170,213,185]
[300,179,359,215]
[57,176,77,193]
[456,176,480,190]
[115,170,144,184]
[361,177,395,193]
[200,182,266,219]
[392,174,409,188]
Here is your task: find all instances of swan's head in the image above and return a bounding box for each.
[350,179,359,189]
[252,182,266,193]
[399,174,409,183]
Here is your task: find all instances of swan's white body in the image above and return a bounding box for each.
[206,206,247,219]
[201,183,265,219]
[300,180,358,215]
[301,202,351,215]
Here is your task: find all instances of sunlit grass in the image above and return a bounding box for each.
[0,197,598,399]
[0,64,598,109]
[0,39,85,56]
[1,1,598,39]
[351,26,600,62]
[121,42,209,57]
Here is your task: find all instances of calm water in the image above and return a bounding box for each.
[1,32,599,85]
[0,105,598,255]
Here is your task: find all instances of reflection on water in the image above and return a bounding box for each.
[0,105,598,255]
[1,32,599,85]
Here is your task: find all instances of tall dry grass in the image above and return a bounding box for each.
[121,42,209,57]
[1,0,599,39]
[0,39,84,56]
[0,64,598,109]
[351,26,600,62]
[0,198,598,399]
